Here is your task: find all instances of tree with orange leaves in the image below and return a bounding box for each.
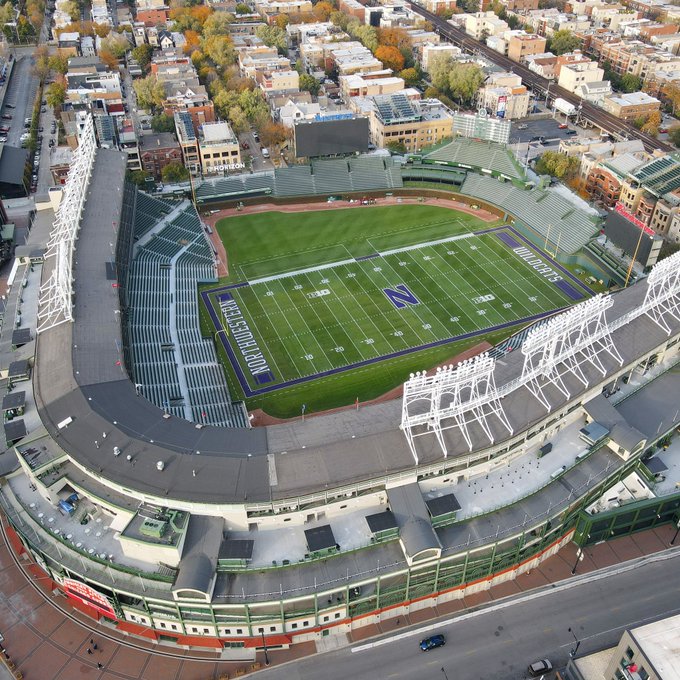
[183,29,201,53]
[377,27,409,49]
[375,45,405,72]
[99,49,119,71]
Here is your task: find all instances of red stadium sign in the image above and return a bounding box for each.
[63,578,116,618]
[614,202,655,236]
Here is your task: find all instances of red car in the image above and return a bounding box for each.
[241,142,250,149]
[558,123,569,129]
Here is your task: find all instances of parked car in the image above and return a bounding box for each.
[528,659,553,676]
[1,114,12,120]
[517,123,528,130]
[558,123,569,129]
[565,129,577,136]
[241,142,249,149]
[420,634,446,652]
[5,103,14,109]
[0,136,7,143]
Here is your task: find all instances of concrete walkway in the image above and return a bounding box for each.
[0,516,677,680]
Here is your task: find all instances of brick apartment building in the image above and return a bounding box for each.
[140,132,182,180]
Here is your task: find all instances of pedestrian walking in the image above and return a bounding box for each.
[87,648,93,655]
[93,643,98,650]
[97,662,103,669]
[90,638,94,645]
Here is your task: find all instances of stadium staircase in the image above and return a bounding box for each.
[128,196,247,428]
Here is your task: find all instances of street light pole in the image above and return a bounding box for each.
[670,519,680,546]
[261,631,269,666]
[568,627,581,658]
[571,547,583,575]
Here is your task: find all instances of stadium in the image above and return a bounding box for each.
[1,115,679,657]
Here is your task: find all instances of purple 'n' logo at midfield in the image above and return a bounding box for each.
[384,284,420,309]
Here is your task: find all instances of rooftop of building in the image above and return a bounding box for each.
[606,91,661,106]
[140,131,179,150]
[629,613,680,680]
[200,121,237,144]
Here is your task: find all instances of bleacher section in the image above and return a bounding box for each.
[461,174,600,255]
[423,138,526,182]
[194,156,403,203]
[127,199,247,428]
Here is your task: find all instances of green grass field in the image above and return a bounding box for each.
[200,204,589,417]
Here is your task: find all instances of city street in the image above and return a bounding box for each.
[261,550,680,680]
[0,55,39,148]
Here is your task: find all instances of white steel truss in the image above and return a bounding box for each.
[520,294,624,410]
[400,353,512,461]
[400,255,680,459]
[37,115,96,334]
[642,250,680,335]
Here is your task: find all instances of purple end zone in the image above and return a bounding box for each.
[496,232,522,249]
[555,279,585,300]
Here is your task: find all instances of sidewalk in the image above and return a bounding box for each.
[0,520,676,680]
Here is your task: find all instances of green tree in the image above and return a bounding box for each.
[641,110,661,136]
[299,73,319,95]
[428,54,456,92]
[457,0,479,11]
[127,169,152,186]
[448,62,484,105]
[202,10,234,37]
[133,74,166,110]
[61,0,79,21]
[16,16,36,42]
[350,22,378,52]
[131,44,153,71]
[329,9,348,30]
[48,53,69,74]
[534,150,579,179]
[101,33,130,58]
[547,29,580,56]
[662,81,680,115]
[234,2,251,13]
[45,81,67,110]
[0,2,13,28]
[161,161,190,183]
[619,73,642,93]
[399,67,420,86]
[228,105,249,133]
[255,24,287,52]
[33,46,50,81]
[202,34,235,67]
[670,126,680,148]
[151,113,175,132]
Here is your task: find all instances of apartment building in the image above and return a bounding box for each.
[255,69,300,93]
[117,118,141,171]
[482,72,530,119]
[599,40,680,81]
[198,121,242,176]
[369,94,453,152]
[340,73,405,99]
[337,0,365,21]
[603,91,661,120]
[555,50,592,77]
[139,132,182,180]
[502,0,539,10]
[174,111,200,176]
[465,12,509,41]
[507,33,547,62]
[558,60,605,93]
[421,0,458,12]
[420,43,462,71]
[525,52,558,79]
[585,153,645,207]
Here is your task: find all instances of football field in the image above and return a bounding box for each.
[202,213,591,397]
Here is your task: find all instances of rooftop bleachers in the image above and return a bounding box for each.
[133,191,175,239]
[461,174,600,255]
[128,195,247,428]
[424,138,525,181]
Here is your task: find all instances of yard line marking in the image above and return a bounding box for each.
[249,258,356,285]
[274,278,337,372]
[377,231,474,257]
[334,263,400,359]
[300,270,368,363]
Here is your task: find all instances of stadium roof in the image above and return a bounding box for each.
[31,151,680,507]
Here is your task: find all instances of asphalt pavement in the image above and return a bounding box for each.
[1,55,39,148]
[263,546,680,680]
